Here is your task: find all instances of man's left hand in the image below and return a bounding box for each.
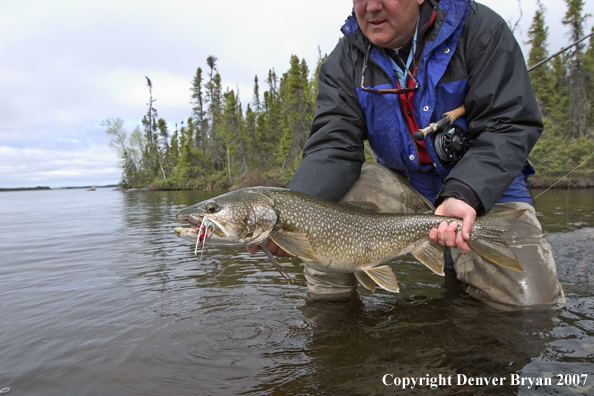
[429,197,476,254]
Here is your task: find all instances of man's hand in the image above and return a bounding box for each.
[246,231,290,258]
[429,197,476,254]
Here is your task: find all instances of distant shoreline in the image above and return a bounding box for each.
[0,186,51,192]
[0,185,118,192]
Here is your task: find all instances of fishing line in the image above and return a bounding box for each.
[533,151,594,200]
[566,174,571,233]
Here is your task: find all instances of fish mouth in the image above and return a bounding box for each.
[174,215,226,252]
[178,214,226,238]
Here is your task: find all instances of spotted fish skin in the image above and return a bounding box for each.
[175,187,525,293]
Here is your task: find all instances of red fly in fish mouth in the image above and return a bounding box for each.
[191,217,216,258]
[196,223,213,251]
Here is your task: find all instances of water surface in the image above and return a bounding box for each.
[1,188,593,395]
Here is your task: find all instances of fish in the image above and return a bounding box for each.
[174,187,525,293]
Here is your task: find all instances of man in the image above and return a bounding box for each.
[252,0,564,310]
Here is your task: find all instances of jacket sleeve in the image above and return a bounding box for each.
[436,4,543,215]
[287,40,367,202]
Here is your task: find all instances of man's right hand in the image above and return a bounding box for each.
[247,238,290,257]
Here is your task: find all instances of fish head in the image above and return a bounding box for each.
[175,188,277,246]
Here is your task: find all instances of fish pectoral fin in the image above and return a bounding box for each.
[269,230,319,262]
[339,201,381,212]
[259,244,293,284]
[355,271,376,293]
[364,266,399,293]
[412,241,445,276]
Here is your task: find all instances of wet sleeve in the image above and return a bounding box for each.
[287,43,367,202]
[436,8,542,215]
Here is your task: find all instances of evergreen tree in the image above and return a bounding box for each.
[526,1,552,114]
[584,27,594,129]
[255,70,282,169]
[205,56,222,121]
[220,89,243,185]
[157,118,170,154]
[178,120,194,184]
[142,76,167,181]
[244,103,258,169]
[277,55,315,181]
[205,56,224,171]
[190,67,207,147]
[547,55,570,134]
[562,0,591,137]
[169,125,180,174]
[252,75,261,113]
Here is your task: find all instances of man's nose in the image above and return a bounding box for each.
[366,0,384,12]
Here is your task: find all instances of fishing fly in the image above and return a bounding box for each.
[194,217,213,260]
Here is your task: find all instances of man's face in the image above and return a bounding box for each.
[353,0,424,49]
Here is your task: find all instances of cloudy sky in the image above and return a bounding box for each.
[1,0,592,188]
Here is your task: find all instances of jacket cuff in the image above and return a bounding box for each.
[435,181,484,215]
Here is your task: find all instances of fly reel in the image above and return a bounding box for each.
[433,125,470,164]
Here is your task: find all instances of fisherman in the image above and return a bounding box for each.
[251,0,565,309]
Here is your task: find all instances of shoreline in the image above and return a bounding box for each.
[121,174,594,193]
[3,175,593,193]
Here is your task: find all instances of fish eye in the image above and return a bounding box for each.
[205,201,219,213]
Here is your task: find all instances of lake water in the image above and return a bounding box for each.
[1,187,593,395]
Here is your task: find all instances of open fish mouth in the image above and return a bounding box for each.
[174,217,222,255]
[175,216,227,251]
[178,215,226,239]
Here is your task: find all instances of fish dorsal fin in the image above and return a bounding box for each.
[269,229,319,262]
[364,265,399,293]
[339,201,381,212]
[412,241,445,276]
[355,271,376,293]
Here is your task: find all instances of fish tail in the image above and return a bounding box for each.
[468,209,527,272]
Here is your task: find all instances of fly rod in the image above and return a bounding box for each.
[413,31,594,142]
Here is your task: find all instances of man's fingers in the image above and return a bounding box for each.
[437,221,448,245]
[445,221,458,247]
[456,232,471,254]
[267,239,290,258]
[268,243,284,257]
[461,217,473,241]
[431,221,463,249]
[246,239,289,257]
[433,197,476,252]
[247,245,260,254]
[429,227,438,244]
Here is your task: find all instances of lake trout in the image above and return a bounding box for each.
[174,187,525,293]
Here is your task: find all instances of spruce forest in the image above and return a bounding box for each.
[105,0,594,190]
